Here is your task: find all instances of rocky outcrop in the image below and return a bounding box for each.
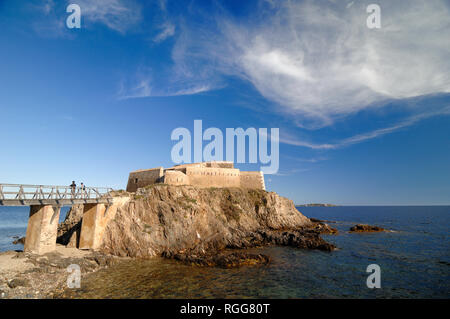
[57,204,84,247]
[56,185,335,266]
[12,236,25,245]
[95,185,335,260]
[309,219,338,235]
[349,224,384,232]
[0,248,123,299]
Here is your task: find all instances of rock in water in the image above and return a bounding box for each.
[349,224,384,232]
[12,237,25,245]
[93,185,335,260]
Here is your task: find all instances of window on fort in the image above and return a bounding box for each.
[135,178,138,184]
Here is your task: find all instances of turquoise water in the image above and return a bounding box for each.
[1,206,449,298]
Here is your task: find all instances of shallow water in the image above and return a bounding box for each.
[59,206,449,298]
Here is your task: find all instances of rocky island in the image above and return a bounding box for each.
[1,162,338,298]
[62,185,336,263]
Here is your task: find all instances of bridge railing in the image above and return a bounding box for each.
[0,184,114,203]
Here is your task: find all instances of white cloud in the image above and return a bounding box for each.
[169,0,450,127]
[153,21,175,42]
[32,0,141,36]
[118,79,152,99]
[30,0,68,38]
[118,75,212,99]
[170,85,212,96]
[73,0,141,34]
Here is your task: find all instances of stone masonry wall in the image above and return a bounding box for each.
[163,170,190,186]
[126,163,265,191]
[185,167,241,188]
[240,171,265,190]
[126,167,163,192]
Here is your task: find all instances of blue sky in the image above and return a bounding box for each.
[0,0,449,205]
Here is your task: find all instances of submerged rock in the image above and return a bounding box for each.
[308,219,339,235]
[168,250,271,268]
[349,224,384,233]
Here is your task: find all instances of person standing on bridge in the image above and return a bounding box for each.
[70,181,76,197]
[80,182,86,198]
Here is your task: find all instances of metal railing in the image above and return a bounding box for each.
[0,184,114,206]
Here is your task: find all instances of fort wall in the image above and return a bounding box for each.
[240,171,265,190]
[163,170,190,186]
[126,162,265,191]
[185,167,241,188]
[127,167,163,192]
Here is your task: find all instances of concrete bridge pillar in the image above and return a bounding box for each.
[79,203,107,250]
[24,205,61,255]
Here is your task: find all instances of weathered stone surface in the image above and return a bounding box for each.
[93,185,335,259]
[7,278,29,288]
[24,205,61,255]
[57,204,84,247]
[79,204,107,249]
[309,219,339,235]
[349,224,384,232]
[12,237,26,245]
[58,198,129,250]
[0,247,124,299]
[169,251,271,268]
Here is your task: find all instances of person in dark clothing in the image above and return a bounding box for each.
[70,181,76,197]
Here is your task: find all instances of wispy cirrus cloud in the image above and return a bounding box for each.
[29,0,68,38]
[117,79,152,100]
[165,0,450,128]
[31,0,141,36]
[117,74,213,99]
[153,21,175,43]
[278,105,450,149]
[73,0,142,34]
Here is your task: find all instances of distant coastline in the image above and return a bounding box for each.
[296,203,338,207]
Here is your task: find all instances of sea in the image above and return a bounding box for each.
[1,205,449,298]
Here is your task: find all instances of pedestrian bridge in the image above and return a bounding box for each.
[0,184,113,206]
[0,183,115,255]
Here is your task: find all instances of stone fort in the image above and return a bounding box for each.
[126,161,265,192]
